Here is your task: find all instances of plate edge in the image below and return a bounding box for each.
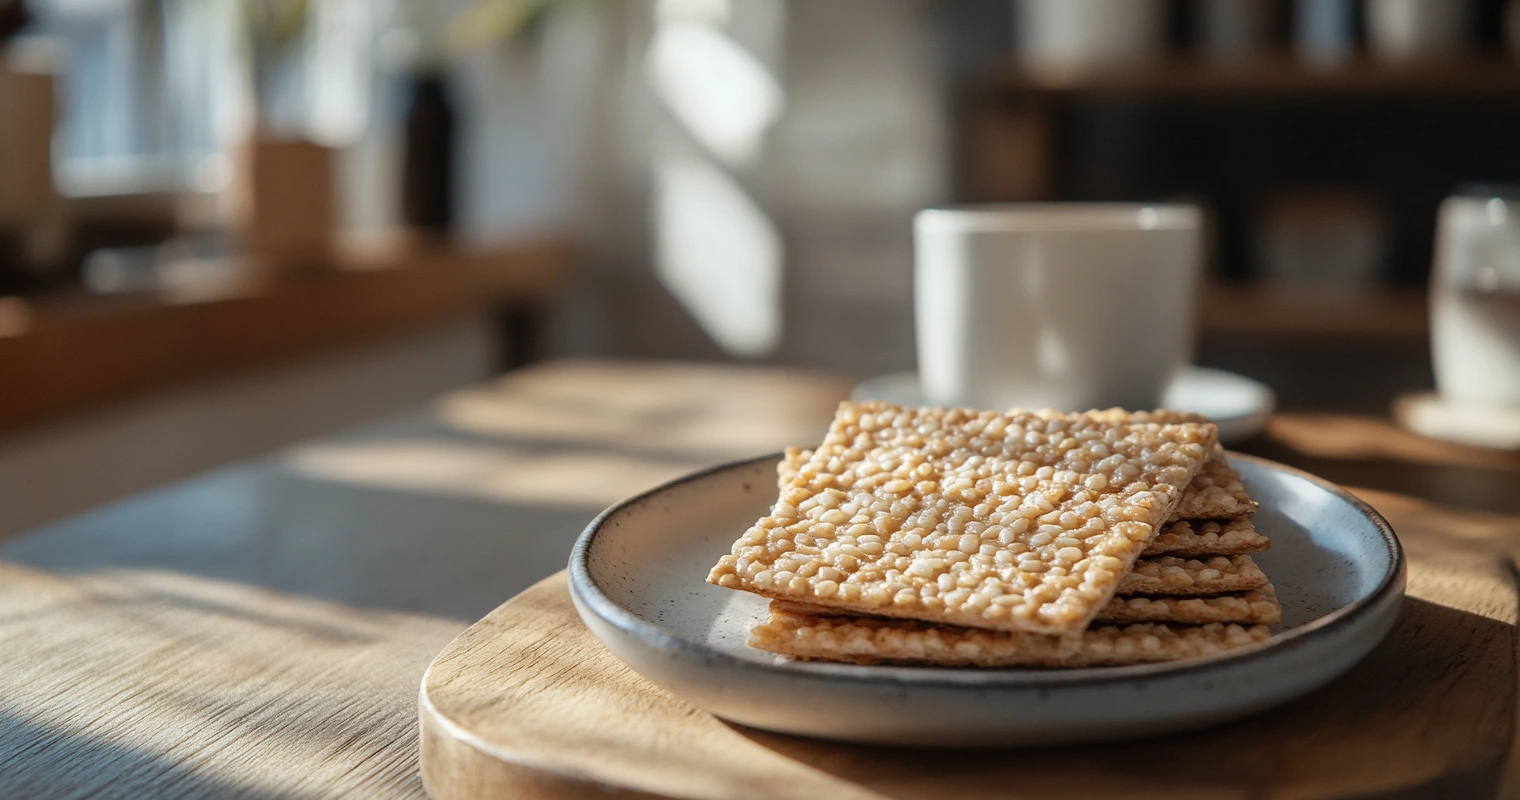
[567,450,1406,688]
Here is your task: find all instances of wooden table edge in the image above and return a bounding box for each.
[419,573,673,800]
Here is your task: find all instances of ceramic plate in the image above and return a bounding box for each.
[852,367,1276,445]
[569,453,1403,747]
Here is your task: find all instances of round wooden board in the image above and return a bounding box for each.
[421,535,1520,800]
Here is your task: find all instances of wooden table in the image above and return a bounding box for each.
[2,359,1518,798]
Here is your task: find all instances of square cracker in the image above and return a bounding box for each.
[1147,517,1269,557]
[782,452,1267,557]
[749,606,1271,668]
[710,402,1217,636]
[775,580,1281,627]
[1030,412,1257,521]
[1094,585,1280,625]
[780,443,1257,525]
[1118,555,1268,595]
[1170,448,1258,521]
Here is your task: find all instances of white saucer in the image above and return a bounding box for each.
[852,366,1275,446]
[569,453,1403,746]
[1393,392,1520,450]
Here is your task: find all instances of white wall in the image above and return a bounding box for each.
[550,0,953,375]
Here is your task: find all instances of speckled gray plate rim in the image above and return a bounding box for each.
[568,451,1404,688]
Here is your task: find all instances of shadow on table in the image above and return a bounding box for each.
[1233,411,1520,519]
[734,594,1516,799]
[1244,444,1520,519]
[0,712,295,799]
[0,455,610,622]
[0,561,451,800]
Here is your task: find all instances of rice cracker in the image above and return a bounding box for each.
[1146,518,1269,557]
[1170,448,1259,521]
[1119,555,1269,595]
[1094,585,1280,625]
[774,580,1281,627]
[750,606,1270,668]
[709,402,1216,636]
[781,451,1265,555]
[781,443,1255,523]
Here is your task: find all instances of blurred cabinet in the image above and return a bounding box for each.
[958,59,1520,283]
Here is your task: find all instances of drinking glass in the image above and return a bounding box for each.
[1431,186,1520,408]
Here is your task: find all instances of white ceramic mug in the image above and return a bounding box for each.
[914,203,1202,412]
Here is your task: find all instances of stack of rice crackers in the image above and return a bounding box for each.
[707,402,1278,668]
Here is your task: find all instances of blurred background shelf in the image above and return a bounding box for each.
[0,236,572,435]
[983,57,1520,95]
[1199,283,1427,339]
[961,57,1520,285]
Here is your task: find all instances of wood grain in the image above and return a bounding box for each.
[420,494,1520,800]
[0,564,463,798]
[0,360,853,798]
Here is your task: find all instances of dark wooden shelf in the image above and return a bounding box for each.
[984,56,1520,96]
[1199,284,1427,339]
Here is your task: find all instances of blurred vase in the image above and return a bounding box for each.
[1258,192,1384,288]
[233,137,337,271]
[0,42,66,293]
[1013,0,1168,73]
[1194,0,1278,62]
[1292,0,1356,68]
[1505,0,1520,58]
[1367,0,1473,62]
[1431,186,1520,409]
[401,70,456,234]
